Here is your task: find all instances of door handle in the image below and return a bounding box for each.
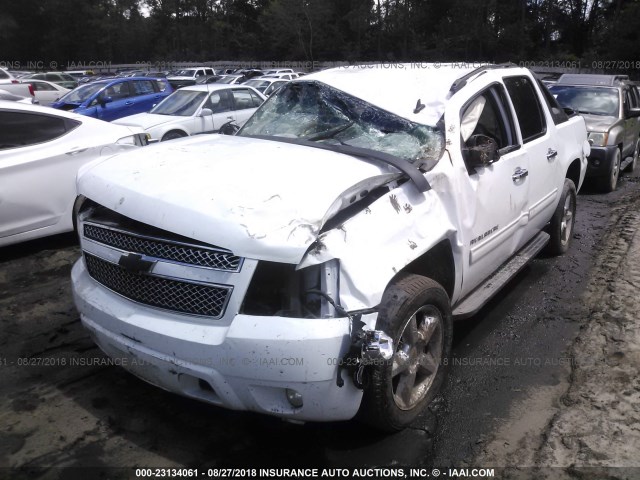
[512,167,529,182]
[66,147,88,156]
[546,148,558,160]
[125,101,133,106]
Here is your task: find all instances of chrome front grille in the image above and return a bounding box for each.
[84,223,241,272]
[84,253,232,318]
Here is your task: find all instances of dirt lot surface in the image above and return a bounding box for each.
[1,172,640,480]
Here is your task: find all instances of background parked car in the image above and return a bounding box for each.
[0,100,148,247]
[113,84,266,141]
[262,68,295,76]
[23,72,78,89]
[262,72,298,80]
[51,77,173,122]
[167,67,216,88]
[549,74,640,192]
[0,90,34,104]
[22,79,70,106]
[243,78,288,97]
[195,74,222,85]
[216,74,246,84]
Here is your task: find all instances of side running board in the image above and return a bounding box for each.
[452,231,550,320]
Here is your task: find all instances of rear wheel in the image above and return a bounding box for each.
[547,178,577,256]
[161,130,187,142]
[360,274,452,432]
[598,148,621,193]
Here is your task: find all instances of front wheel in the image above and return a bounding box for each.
[598,148,621,193]
[546,178,577,256]
[624,140,638,173]
[161,130,187,142]
[360,274,452,432]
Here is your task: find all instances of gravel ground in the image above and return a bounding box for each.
[469,177,640,478]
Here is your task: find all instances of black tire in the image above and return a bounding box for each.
[546,178,577,256]
[597,148,621,193]
[161,130,187,142]
[623,140,638,173]
[359,274,452,432]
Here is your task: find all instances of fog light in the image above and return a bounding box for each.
[285,389,303,408]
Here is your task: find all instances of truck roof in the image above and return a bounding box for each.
[301,63,526,126]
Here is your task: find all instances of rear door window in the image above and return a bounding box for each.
[132,80,156,96]
[504,76,547,142]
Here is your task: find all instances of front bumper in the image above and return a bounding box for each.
[71,259,363,422]
[586,145,618,178]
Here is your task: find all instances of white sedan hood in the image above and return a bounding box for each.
[77,134,400,264]
[114,113,176,130]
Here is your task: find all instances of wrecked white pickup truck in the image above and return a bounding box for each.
[71,64,589,431]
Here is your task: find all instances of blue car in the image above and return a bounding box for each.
[51,77,173,121]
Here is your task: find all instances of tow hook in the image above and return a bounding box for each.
[336,315,394,389]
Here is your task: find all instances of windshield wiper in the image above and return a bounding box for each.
[304,121,354,141]
[577,109,608,116]
[246,135,431,192]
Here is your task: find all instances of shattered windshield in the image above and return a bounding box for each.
[239,81,445,166]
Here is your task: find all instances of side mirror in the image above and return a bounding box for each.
[464,134,499,167]
[99,95,113,107]
[198,108,213,117]
[219,120,240,135]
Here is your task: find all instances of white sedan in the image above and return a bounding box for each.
[113,84,266,142]
[0,101,147,247]
[21,79,70,106]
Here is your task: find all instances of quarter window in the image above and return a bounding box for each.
[249,91,264,107]
[504,76,546,142]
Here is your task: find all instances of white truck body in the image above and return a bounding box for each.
[71,64,589,428]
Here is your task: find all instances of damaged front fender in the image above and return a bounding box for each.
[298,162,459,314]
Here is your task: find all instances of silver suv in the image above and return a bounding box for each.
[550,74,640,192]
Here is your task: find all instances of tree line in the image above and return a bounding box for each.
[1,0,639,69]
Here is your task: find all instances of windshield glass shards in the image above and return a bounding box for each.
[238,81,445,168]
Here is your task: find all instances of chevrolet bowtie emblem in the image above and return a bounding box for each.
[118,253,155,274]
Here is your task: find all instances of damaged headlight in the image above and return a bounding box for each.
[588,132,608,147]
[241,259,343,318]
[300,259,341,318]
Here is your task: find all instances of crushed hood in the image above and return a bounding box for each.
[77,134,401,264]
[114,113,176,130]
